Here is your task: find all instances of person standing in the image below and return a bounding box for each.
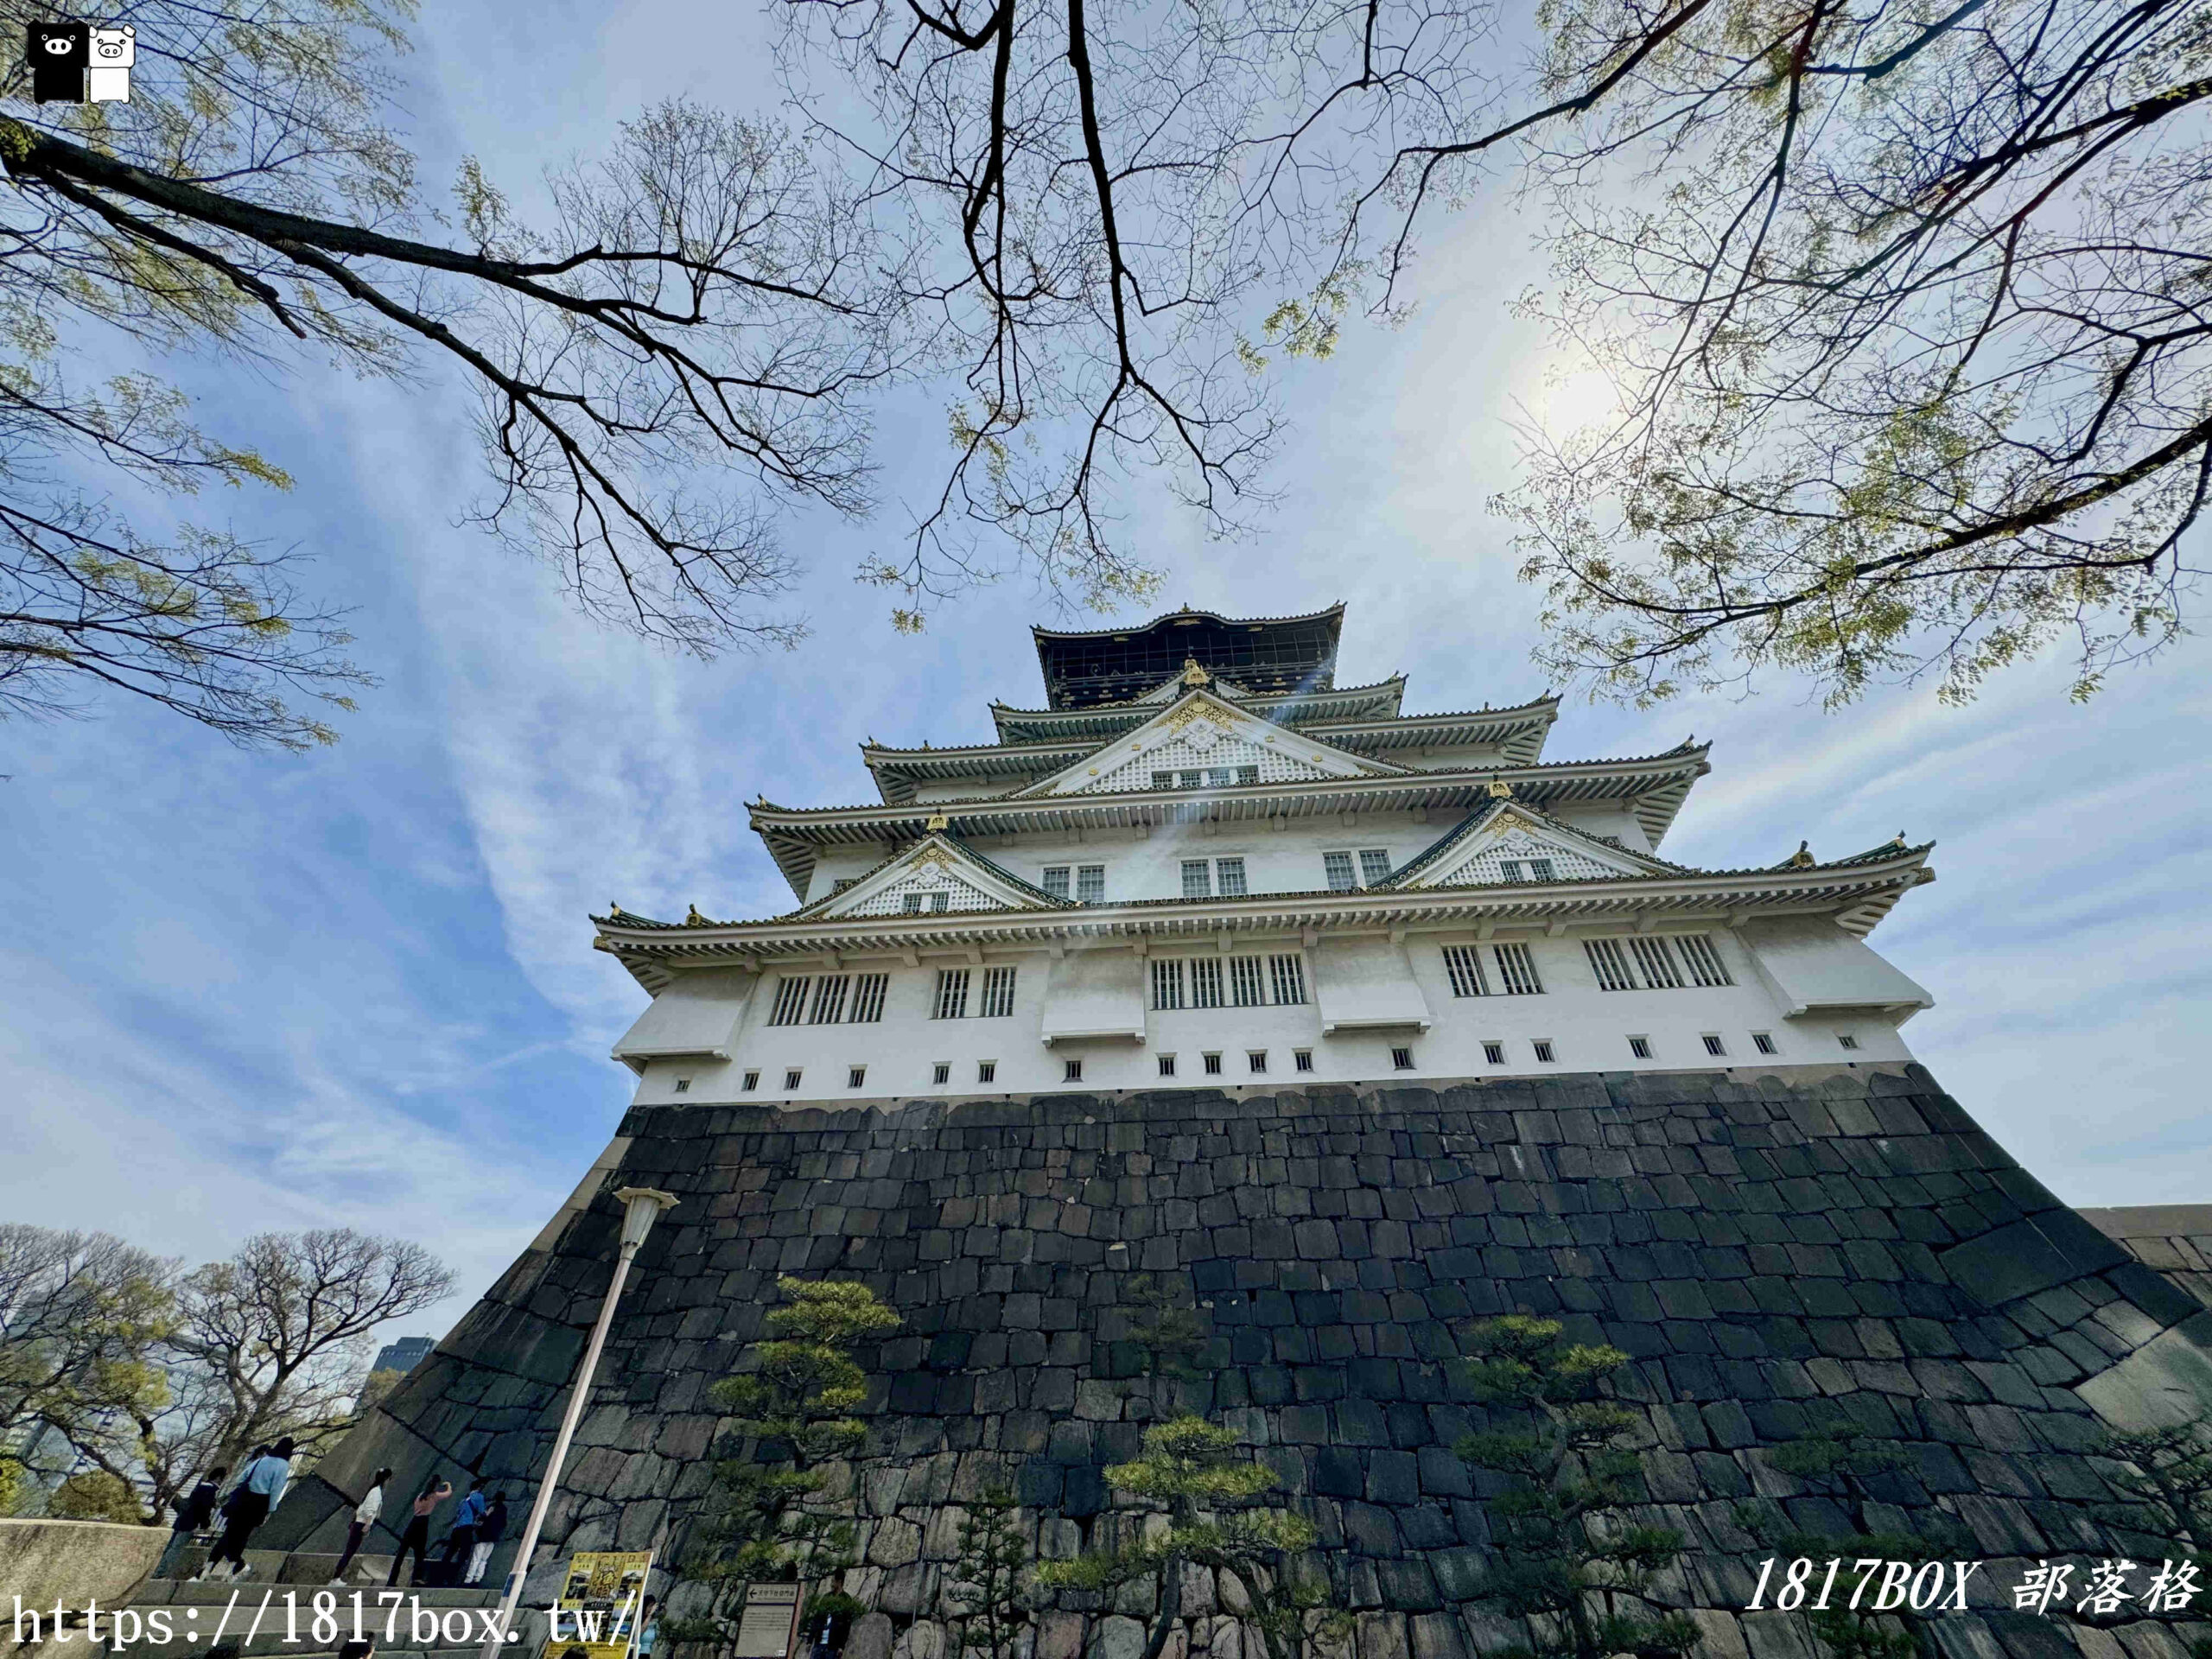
[437,1480,487,1588]
[200,1439,296,1581]
[155,1465,227,1579]
[327,1467,393,1586]
[463,1491,508,1587]
[386,1474,453,1587]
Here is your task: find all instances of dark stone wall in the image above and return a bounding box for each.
[265,1066,2212,1659]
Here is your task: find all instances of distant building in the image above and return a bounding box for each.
[366,1336,434,1380]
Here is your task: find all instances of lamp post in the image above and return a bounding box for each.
[476,1185,677,1659]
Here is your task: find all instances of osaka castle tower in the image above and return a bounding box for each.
[276,604,2212,1659]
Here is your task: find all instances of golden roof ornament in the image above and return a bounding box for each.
[925,812,950,832]
[1787,840,1815,868]
[1181,657,1211,687]
[686,903,709,925]
[1485,779,1514,799]
[608,899,622,916]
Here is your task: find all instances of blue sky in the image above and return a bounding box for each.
[4,0,2209,1343]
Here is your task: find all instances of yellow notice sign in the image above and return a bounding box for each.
[546,1550,655,1659]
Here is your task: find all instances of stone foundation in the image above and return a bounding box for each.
[262,1066,2212,1659]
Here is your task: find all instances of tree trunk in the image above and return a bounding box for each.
[1140,1553,1185,1659]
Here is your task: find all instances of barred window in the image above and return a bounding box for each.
[1152,770,1175,790]
[849,973,888,1023]
[848,1066,868,1089]
[1482,1042,1505,1065]
[932,1061,950,1085]
[1702,1033,1727,1057]
[981,966,1019,1018]
[1677,934,1733,987]
[1248,1050,1268,1073]
[1268,953,1307,1006]
[809,975,850,1024]
[1493,943,1544,996]
[1063,1058,1083,1082]
[1584,938,1637,993]
[1236,765,1259,785]
[1629,1036,1653,1059]
[1294,1049,1313,1071]
[931,891,950,912]
[1159,1053,1177,1077]
[1323,851,1357,891]
[1216,856,1248,896]
[1752,1032,1777,1056]
[767,976,810,1026]
[1151,957,1185,1011]
[931,968,970,1020]
[1442,945,1490,998]
[1230,955,1266,1007]
[783,1069,803,1090]
[742,1070,760,1091]
[1203,1052,1224,1075]
[902,893,925,913]
[1041,866,1071,898]
[1207,766,1236,787]
[1532,1040,1555,1064]
[1529,858,1556,882]
[1077,864,1106,902]
[1359,849,1393,887]
[1190,957,1224,1008]
[1182,859,1213,899]
[1391,1046,1415,1071]
[1178,770,1205,789]
[1629,936,1683,989]
[978,1060,996,1083]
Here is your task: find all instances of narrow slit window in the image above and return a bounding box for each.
[1230,955,1266,1007]
[673,1077,691,1094]
[1584,938,1637,992]
[1189,957,1224,1008]
[809,975,850,1024]
[1483,1041,1505,1065]
[980,965,1018,1018]
[1151,957,1185,1011]
[1216,856,1248,896]
[1203,1052,1223,1076]
[1752,1032,1777,1056]
[1268,953,1307,1006]
[848,1066,867,1089]
[1701,1033,1726,1057]
[1628,1036,1652,1059]
[977,1060,996,1084]
[931,968,970,1020]
[931,1061,950,1085]
[1493,943,1545,995]
[783,1069,803,1090]
[1391,1046,1414,1071]
[1041,866,1071,899]
[1063,1058,1084,1082]
[1158,1053,1177,1077]
[1839,1033,1861,1051]
[1359,849,1393,887]
[1630,936,1684,990]
[741,1070,760,1092]
[1442,944,1490,998]
[1294,1050,1313,1072]
[767,976,810,1026]
[1676,934,1733,988]
[849,973,888,1023]
[1248,1051,1268,1074]
[1323,851,1357,891]
[1531,1040,1555,1065]
[1077,864,1106,903]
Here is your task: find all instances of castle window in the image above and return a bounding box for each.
[848,1066,868,1089]
[742,1070,760,1092]
[1678,933,1733,987]
[1324,851,1357,891]
[1189,957,1224,1008]
[1268,953,1307,1005]
[1391,1046,1414,1071]
[1752,1032,1777,1055]
[1585,938,1637,993]
[1041,866,1071,898]
[902,893,925,913]
[981,965,1019,1018]
[1630,936,1684,989]
[767,976,810,1026]
[809,975,851,1024]
[1159,1053,1177,1077]
[932,1061,950,1085]
[1178,770,1205,789]
[1215,857,1247,896]
[1230,955,1266,1007]
[1294,1049,1313,1072]
[1181,859,1212,899]
[1063,1058,1084,1082]
[931,891,950,912]
[978,1060,996,1083]
[1531,1040,1555,1064]
[1151,957,1185,1010]
[1442,945,1491,997]
[1077,864,1106,902]
[849,973,888,1023]
[1206,766,1236,788]
[1152,770,1175,791]
[1203,1052,1223,1075]
[1492,943,1545,995]
[1359,849,1393,887]
[674,1078,691,1094]
[1628,1036,1652,1059]
[1839,1033,1861,1051]
[1483,1042,1505,1065]
[931,968,971,1020]
[1236,765,1259,785]
[783,1069,803,1090]
[1701,1033,1726,1057]
[1248,1050,1268,1074]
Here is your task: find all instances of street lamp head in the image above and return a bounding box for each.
[613,1185,679,1252]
